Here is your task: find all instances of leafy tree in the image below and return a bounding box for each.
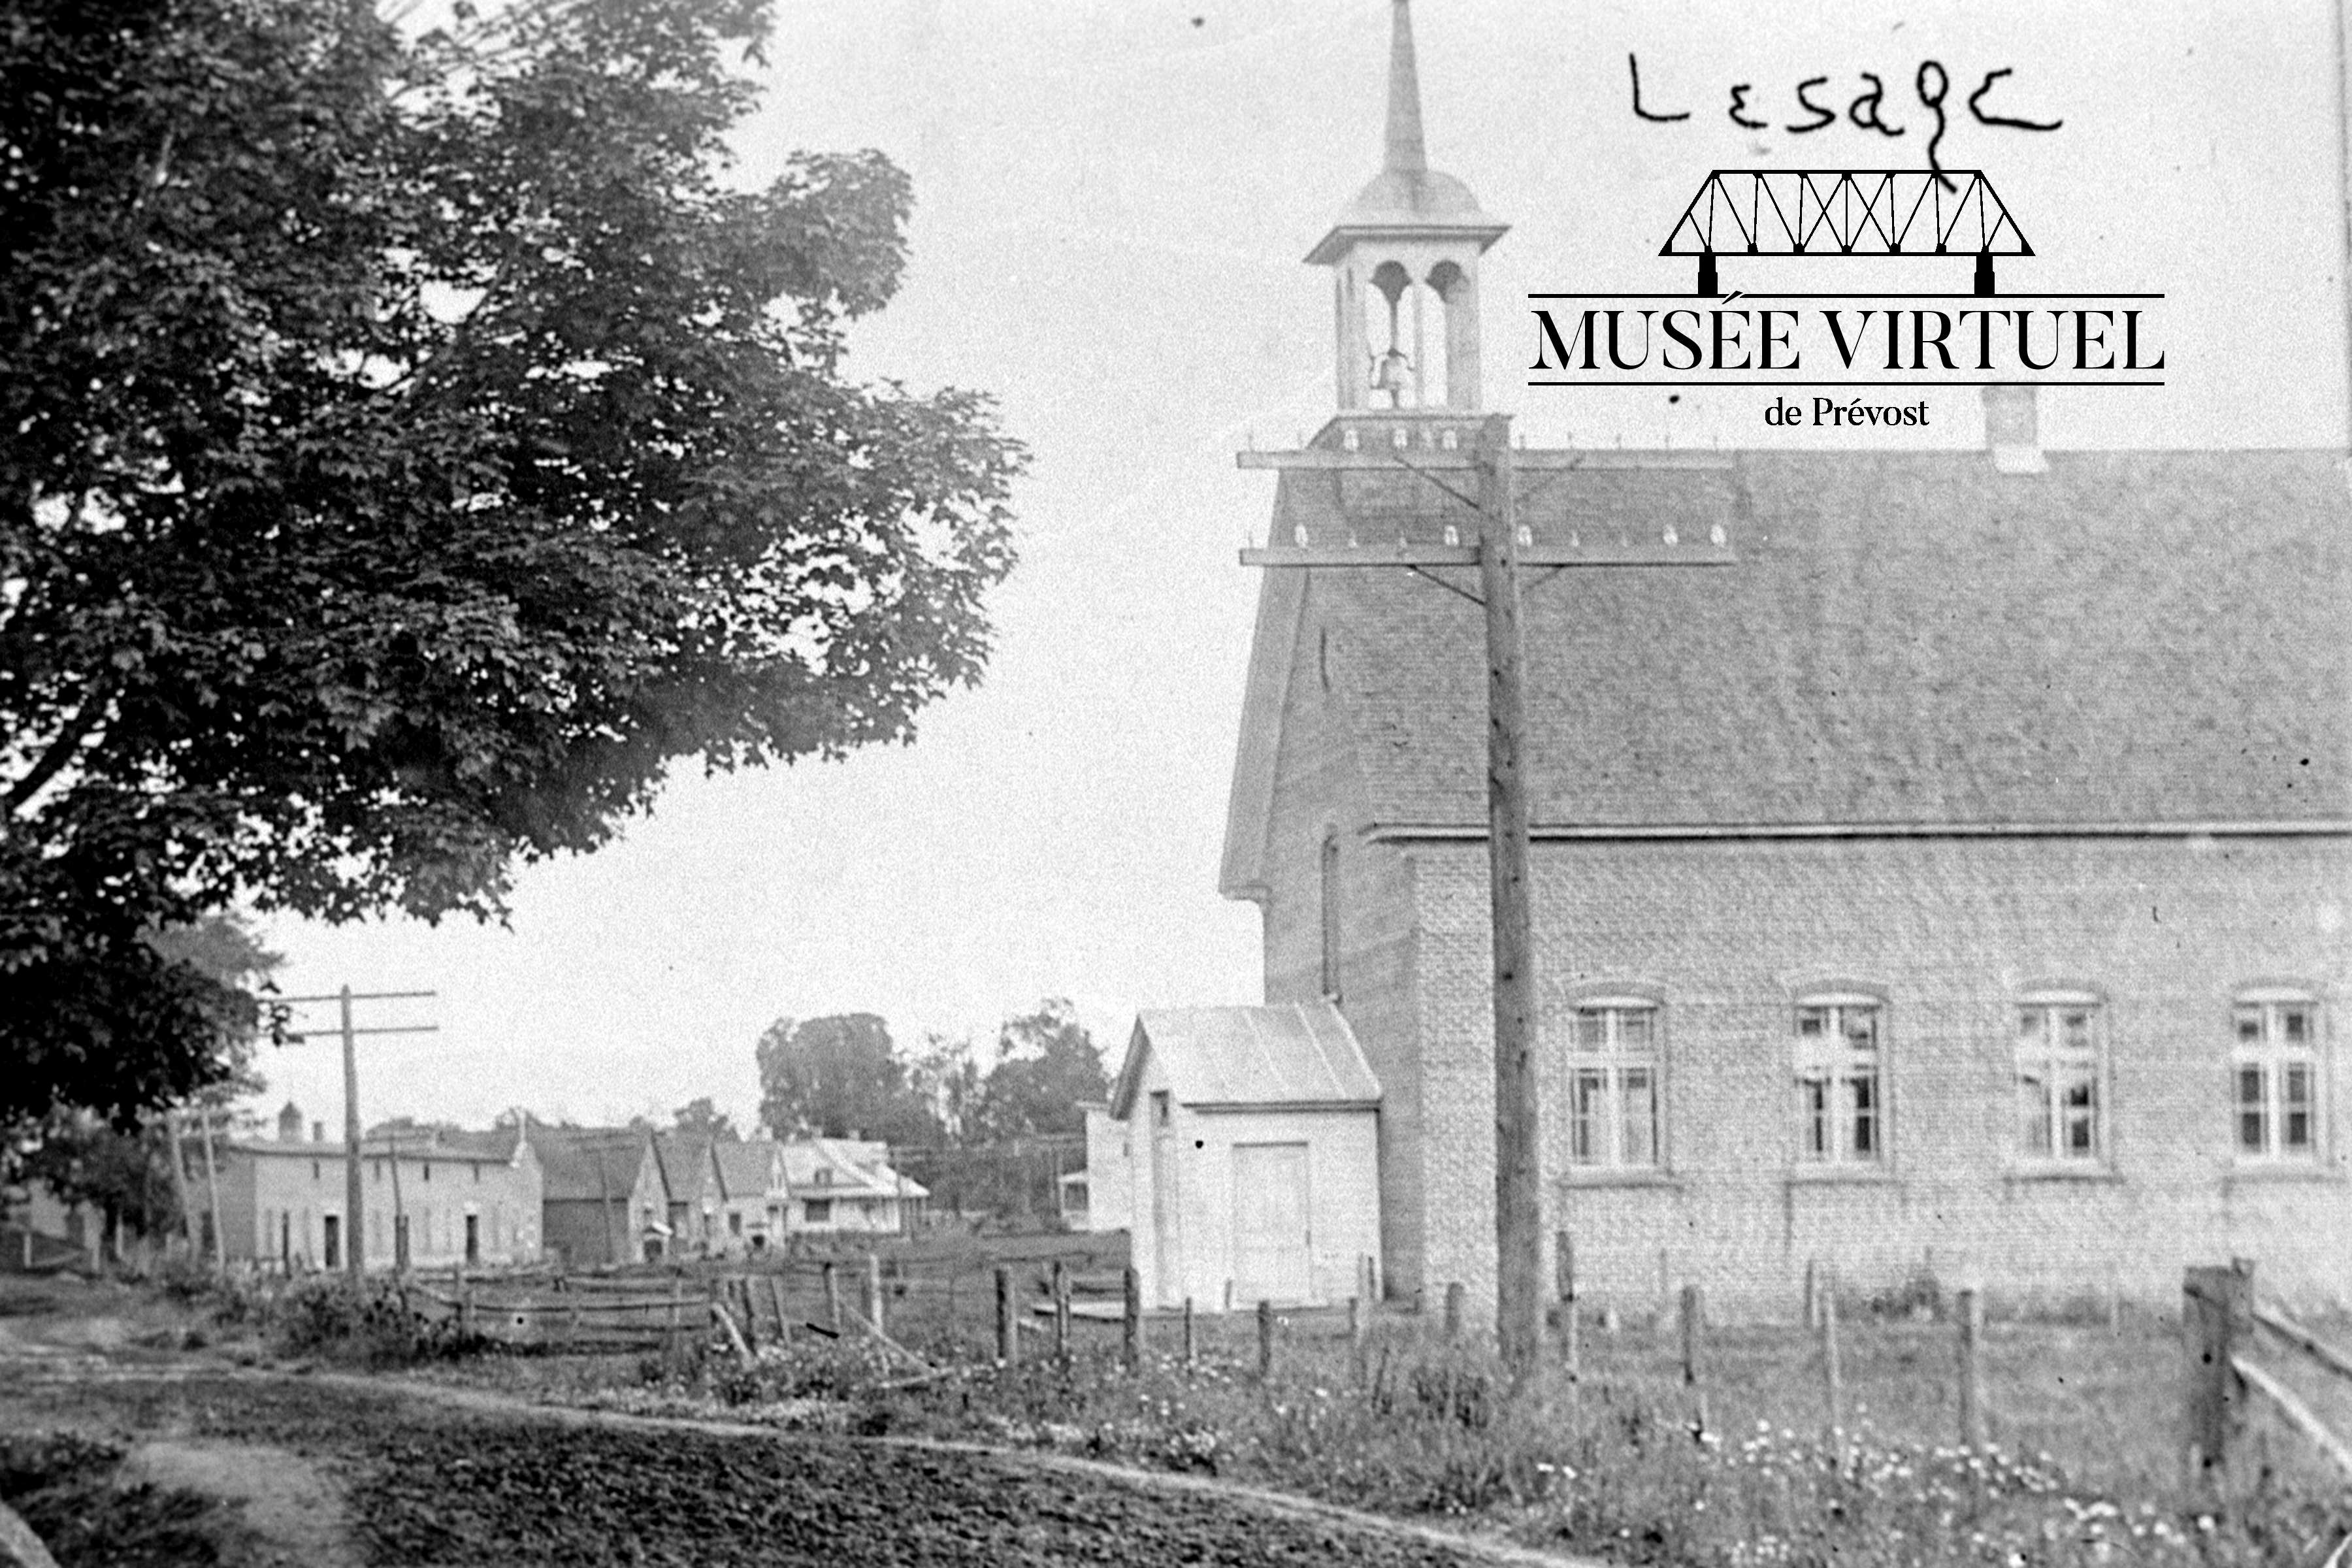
[5,912,280,1247]
[1,0,1024,1128]
[906,1032,981,1144]
[969,999,1109,1143]
[670,1097,740,1142]
[755,1013,936,1145]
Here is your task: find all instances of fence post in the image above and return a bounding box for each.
[1680,1282,1708,1438]
[1122,1266,1141,1369]
[994,1265,1018,1364]
[1956,1286,1987,1449]
[1556,1231,1579,1377]
[1182,1296,1196,1371]
[1052,1260,1071,1363]
[1820,1266,1846,1469]
[1803,1257,1820,1330]
[823,1262,841,1334]
[2184,1261,2253,1503]
[867,1252,885,1337]
[768,1275,791,1346]
[1443,1281,1465,1341]
[735,1278,757,1352]
[666,1273,684,1358]
[459,1274,476,1339]
[1256,1298,1275,1379]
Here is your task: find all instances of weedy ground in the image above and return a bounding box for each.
[421,1293,2352,1568]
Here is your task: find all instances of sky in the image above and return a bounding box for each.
[248,0,2352,1134]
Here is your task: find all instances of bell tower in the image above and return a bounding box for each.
[1307,0,1508,414]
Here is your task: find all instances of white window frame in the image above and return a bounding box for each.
[1565,997,1663,1171]
[1793,993,1886,1166]
[2014,991,2108,1165]
[2230,988,2323,1164]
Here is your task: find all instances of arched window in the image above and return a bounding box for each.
[1793,992,1886,1165]
[2015,990,2106,1163]
[1318,831,1342,1003]
[2231,988,2322,1162]
[1567,996,1662,1169]
[1364,262,1414,406]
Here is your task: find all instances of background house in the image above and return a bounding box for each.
[652,1133,723,1255]
[208,1102,542,1271]
[1207,3,2352,1322]
[781,1139,926,1235]
[535,1127,668,1267]
[713,1139,787,1254]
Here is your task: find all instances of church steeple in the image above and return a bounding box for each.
[1382,0,1426,175]
[1308,0,1507,414]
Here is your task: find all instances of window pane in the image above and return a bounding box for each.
[1844,1008,1880,1053]
[1797,1007,1827,1039]
[1849,1073,1878,1158]
[2284,1064,2313,1152]
[1799,1078,1828,1158]
[2061,1072,2097,1156]
[2061,1011,2095,1053]
[2018,1008,2044,1043]
[2281,1007,2310,1044]
[2238,1065,2269,1152]
[2234,1007,2264,1044]
[1620,1068,1656,1166]
[1571,1069,1605,1164]
[2018,1074,2051,1156]
[1574,1013,1607,1051]
[1618,1010,1655,1054]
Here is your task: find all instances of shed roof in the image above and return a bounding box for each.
[1111,1004,1381,1118]
[532,1128,655,1204]
[712,1140,778,1200]
[1223,446,2352,892]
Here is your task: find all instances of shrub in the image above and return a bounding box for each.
[261,1275,485,1365]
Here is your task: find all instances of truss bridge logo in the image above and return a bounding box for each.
[1529,169,2164,391]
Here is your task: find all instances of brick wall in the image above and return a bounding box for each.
[1397,834,2352,1320]
[1254,576,1426,1296]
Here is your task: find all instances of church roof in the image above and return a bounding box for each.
[1110,1004,1381,1117]
[1222,446,2352,892]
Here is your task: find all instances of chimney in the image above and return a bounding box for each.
[1984,384,2046,473]
[277,1102,303,1143]
[312,1120,325,1144]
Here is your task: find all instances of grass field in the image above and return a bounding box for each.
[203,1234,2352,1565]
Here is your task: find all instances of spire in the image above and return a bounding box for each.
[1383,0,1427,175]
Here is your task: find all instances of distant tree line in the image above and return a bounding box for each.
[753,1000,1108,1222]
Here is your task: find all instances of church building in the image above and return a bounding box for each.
[1101,1,2351,1320]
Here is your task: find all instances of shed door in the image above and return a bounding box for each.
[1231,1142,1311,1305]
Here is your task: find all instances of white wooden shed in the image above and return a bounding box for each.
[1107,1003,1382,1311]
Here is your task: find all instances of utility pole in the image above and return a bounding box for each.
[1473,419,1541,1372]
[275,987,437,1279]
[1238,416,1737,1374]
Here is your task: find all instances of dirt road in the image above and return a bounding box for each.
[0,1283,1570,1567]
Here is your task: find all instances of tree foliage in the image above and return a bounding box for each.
[753,1013,936,1144]
[5,912,280,1237]
[968,998,1107,1143]
[0,0,1024,1126]
[670,1096,740,1141]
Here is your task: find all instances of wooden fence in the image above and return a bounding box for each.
[2184,1260,2352,1503]
[397,1243,1139,1360]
